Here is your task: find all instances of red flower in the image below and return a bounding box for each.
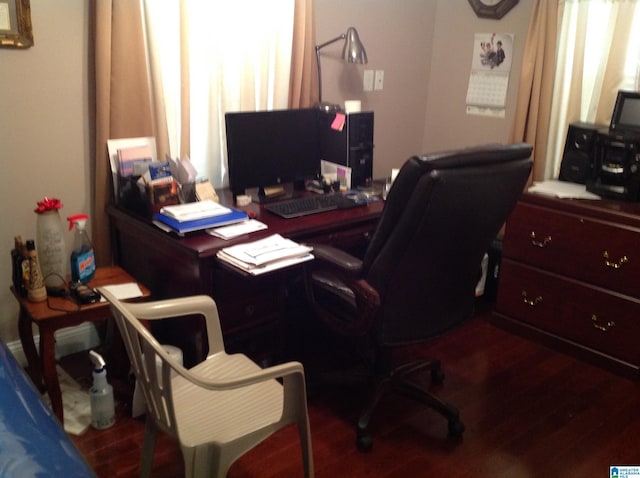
[35,197,63,214]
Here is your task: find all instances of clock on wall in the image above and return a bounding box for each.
[468,0,519,19]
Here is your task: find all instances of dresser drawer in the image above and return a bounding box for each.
[496,260,640,365]
[504,202,640,297]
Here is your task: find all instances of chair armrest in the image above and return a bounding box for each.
[311,244,363,278]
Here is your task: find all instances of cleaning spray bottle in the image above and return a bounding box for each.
[67,214,96,284]
[89,350,115,430]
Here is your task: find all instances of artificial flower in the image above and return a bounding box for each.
[34,197,63,214]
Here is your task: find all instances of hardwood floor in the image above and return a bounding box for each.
[69,311,640,477]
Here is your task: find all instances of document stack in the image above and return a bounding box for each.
[152,200,248,234]
[217,234,313,275]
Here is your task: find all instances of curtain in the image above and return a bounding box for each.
[544,0,640,179]
[510,0,559,183]
[93,0,315,266]
[513,0,640,182]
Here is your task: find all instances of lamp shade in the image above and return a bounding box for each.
[342,27,368,64]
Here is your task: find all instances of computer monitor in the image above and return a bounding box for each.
[225,108,321,201]
[609,90,640,136]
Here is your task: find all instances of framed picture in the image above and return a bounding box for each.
[0,0,33,48]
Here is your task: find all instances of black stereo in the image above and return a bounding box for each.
[586,132,640,201]
[559,123,602,184]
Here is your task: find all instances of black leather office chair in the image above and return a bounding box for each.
[304,143,533,451]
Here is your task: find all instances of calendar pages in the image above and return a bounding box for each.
[466,33,514,117]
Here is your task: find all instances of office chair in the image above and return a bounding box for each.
[99,288,314,478]
[303,143,533,452]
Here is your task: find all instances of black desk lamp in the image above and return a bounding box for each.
[315,27,368,113]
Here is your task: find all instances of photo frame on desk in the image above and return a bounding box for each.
[0,0,33,48]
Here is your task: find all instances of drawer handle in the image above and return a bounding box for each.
[522,291,542,306]
[602,251,628,269]
[530,232,552,248]
[591,314,615,332]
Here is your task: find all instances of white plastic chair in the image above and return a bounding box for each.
[98,288,314,478]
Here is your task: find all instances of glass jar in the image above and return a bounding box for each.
[36,210,67,290]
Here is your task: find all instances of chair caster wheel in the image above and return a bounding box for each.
[356,430,373,452]
[431,367,445,384]
[448,419,465,438]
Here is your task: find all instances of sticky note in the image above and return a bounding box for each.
[331,113,346,131]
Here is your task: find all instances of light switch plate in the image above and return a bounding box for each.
[363,70,374,92]
[374,70,384,90]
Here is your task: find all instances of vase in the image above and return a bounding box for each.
[36,210,67,290]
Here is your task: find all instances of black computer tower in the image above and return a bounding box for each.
[318,111,374,188]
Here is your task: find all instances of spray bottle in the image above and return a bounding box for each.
[67,214,96,284]
[89,350,115,430]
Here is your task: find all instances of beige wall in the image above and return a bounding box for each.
[0,0,90,342]
[0,0,533,345]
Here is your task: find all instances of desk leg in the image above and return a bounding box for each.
[39,325,64,422]
[17,307,44,392]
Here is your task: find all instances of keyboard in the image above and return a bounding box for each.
[264,194,365,218]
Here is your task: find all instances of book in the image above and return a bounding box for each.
[153,208,248,234]
[117,144,154,177]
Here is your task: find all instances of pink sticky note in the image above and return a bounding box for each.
[331,113,346,131]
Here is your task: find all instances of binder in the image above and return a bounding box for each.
[153,208,248,234]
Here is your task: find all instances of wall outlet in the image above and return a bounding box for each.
[374,70,384,90]
[363,69,374,92]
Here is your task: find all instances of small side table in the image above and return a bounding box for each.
[11,266,150,422]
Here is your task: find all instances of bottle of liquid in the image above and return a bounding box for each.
[36,208,67,293]
[89,350,115,430]
[26,240,47,303]
[11,236,28,297]
[67,214,96,284]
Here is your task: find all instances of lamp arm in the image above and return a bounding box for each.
[315,33,346,104]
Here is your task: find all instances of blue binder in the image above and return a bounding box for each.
[153,208,248,234]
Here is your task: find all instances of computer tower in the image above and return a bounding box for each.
[318,111,374,188]
[559,122,602,184]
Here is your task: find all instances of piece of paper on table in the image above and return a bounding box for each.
[100,282,144,301]
[528,179,601,200]
[207,219,268,239]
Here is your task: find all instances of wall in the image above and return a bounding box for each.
[0,0,90,342]
[0,0,533,346]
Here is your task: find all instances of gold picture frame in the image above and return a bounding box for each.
[0,0,33,48]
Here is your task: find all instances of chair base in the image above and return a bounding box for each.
[354,357,465,452]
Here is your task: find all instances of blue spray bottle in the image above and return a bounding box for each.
[67,214,96,284]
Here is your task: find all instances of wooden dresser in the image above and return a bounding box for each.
[493,192,640,379]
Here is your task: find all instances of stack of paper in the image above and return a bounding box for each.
[153,200,248,234]
[217,234,313,275]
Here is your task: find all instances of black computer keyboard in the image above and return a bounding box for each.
[265,194,365,218]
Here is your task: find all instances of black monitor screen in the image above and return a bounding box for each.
[609,90,640,136]
[225,108,320,198]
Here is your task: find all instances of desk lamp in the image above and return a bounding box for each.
[315,27,368,113]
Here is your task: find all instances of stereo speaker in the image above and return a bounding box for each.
[559,122,602,184]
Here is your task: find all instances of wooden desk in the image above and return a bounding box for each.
[108,188,384,366]
[12,266,150,422]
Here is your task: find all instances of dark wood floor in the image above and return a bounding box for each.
[69,310,640,477]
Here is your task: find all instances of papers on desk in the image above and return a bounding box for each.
[217,234,313,275]
[99,282,144,301]
[207,219,268,239]
[527,179,601,200]
[160,200,231,221]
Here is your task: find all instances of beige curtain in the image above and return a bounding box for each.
[510,0,559,183]
[93,0,315,265]
[93,1,157,267]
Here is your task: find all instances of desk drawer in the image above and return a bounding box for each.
[504,203,640,297]
[496,260,640,365]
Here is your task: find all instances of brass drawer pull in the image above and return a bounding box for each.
[522,291,542,306]
[602,251,628,269]
[591,314,615,332]
[530,232,551,248]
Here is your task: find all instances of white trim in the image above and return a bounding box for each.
[6,323,102,367]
